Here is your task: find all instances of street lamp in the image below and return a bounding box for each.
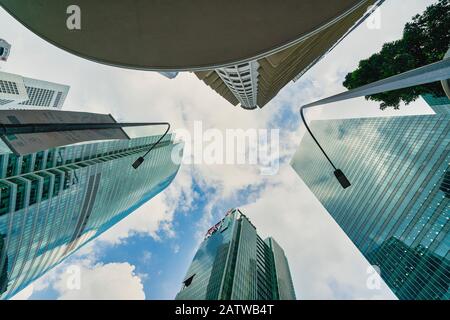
[299,106,351,189]
[131,123,170,169]
[298,56,450,189]
[0,121,170,170]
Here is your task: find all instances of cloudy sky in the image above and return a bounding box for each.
[1,0,439,300]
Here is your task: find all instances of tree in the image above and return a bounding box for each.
[343,0,450,109]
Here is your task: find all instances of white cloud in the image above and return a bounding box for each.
[53,262,145,300]
[17,254,146,300]
[140,251,153,265]
[172,244,180,254]
[10,284,34,300]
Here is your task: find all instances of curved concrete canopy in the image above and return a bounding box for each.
[0,0,369,71]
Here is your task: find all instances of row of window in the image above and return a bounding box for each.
[216,62,259,108]
[52,92,63,108]
[1,140,165,179]
[0,99,13,106]
[19,86,55,107]
[0,138,171,217]
[0,80,19,95]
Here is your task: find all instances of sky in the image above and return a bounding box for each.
[0,0,440,300]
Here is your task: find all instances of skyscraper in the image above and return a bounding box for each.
[176,209,296,300]
[158,72,179,80]
[194,0,382,109]
[291,96,449,300]
[0,71,69,109]
[0,133,182,299]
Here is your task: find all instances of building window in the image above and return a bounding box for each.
[8,178,26,212]
[26,176,40,206]
[20,155,32,175]
[0,80,19,95]
[0,182,11,216]
[6,155,18,177]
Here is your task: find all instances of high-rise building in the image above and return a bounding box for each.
[291,96,449,300]
[158,72,179,79]
[175,209,296,300]
[0,133,182,299]
[0,71,69,109]
[194,0,382,109]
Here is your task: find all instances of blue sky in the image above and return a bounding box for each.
[1,0,440,300]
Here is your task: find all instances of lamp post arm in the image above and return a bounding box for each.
[0,121,171,170]
[297,57,450,189]
[131,122,171,169]
[299,106,337,170]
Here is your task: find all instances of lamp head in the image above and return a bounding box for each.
[132,157,145,169]
[334,169,351,189]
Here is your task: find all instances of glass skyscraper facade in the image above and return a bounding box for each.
[175,209,296,300]
[291,95,449,300]
[0,133,182,299]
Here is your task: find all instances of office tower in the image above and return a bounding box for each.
[0,39,11,62]
[195,0,381,109]
[176,209,296,300]
[0,133,182,299]
[291,96,449,300]
[0,70,69,109]
[158,72,179,79]
[366,237,448,300]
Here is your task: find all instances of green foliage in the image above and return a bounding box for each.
[343,0,450,109]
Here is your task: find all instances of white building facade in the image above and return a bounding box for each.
[0,71,69,109]
[215,61,260,109]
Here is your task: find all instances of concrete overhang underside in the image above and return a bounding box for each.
[0,0,371,71]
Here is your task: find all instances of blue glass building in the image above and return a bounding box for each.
[0,133,182,299]
[291,95,449,300]
[176,209,296,300]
